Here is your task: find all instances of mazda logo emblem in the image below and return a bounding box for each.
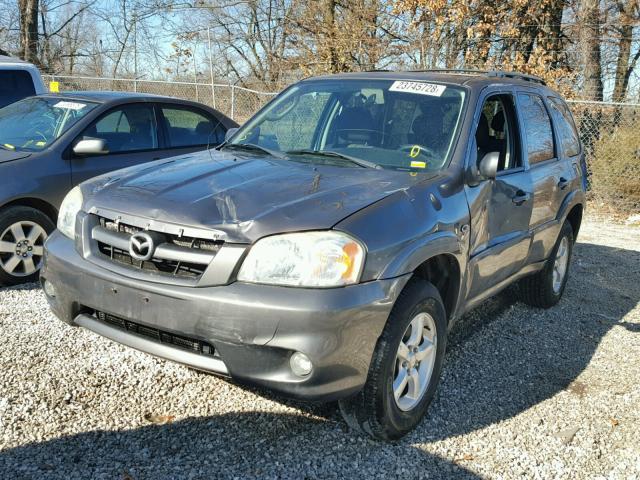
[129,232,155,261]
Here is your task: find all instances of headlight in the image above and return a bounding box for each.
[57,186,83,239]
[237,231,365,287]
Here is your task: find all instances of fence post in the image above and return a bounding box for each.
[231,85,235,120]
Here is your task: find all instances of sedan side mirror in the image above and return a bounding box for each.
[478,151,500,179]
[225,127,239,142]
[73,138,109,156]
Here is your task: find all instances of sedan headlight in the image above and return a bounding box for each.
[238,231,365,287]
[57,186,83,239]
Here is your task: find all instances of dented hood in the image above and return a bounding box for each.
[84,149,428,243]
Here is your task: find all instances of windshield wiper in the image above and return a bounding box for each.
[221,142,286,159]
[286,149,381,169]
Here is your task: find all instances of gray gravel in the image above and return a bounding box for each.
[1,217,639,479]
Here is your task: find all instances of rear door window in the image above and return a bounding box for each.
[548,97,580,157]
[161,106,226,147]
[84,104,158,153]
[517,93,555,165]
[0,70,36,107]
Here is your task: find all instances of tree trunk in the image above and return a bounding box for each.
[19,0,39,63]
[325,0,339,72]
[612,1,636,102]
[577,0,603,101]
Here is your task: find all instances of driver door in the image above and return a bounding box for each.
[70,103,161,185]
[465,92,534,301]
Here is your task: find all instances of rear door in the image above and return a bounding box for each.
[515,91,570,264]
[70,103,162,184]
[158,104,228,156]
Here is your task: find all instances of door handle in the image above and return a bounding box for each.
[558,177,569,190]
[512,190,531,205]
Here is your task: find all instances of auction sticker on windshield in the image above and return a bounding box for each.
[53,101,87,111]
[389,81,446,97]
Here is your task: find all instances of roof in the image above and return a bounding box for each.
[50,90,176,102]
[305,70,550,90]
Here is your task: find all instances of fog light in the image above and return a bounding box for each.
[290,352,313,377]
[42,279,56,298]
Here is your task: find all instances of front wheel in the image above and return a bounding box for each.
[339,279,447,440]
[0,207,55,286]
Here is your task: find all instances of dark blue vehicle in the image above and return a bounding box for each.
[0,92,236,284]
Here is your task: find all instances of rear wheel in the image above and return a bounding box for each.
[339,279,447,440]
[0,207,55,286]
[519,220,574,308]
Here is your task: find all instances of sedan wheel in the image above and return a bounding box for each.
[0,206,55,286]
[0,221,48,277]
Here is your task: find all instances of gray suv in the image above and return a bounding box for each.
[42,70,586,440]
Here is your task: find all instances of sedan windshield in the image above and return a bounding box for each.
[226,79,466,171]
[0,97,98,152]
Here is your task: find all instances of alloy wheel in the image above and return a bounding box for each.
[0,221,48,277]
[552,236,569,294]
[393,312,438,412]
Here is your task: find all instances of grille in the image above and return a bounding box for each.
[94,217,223,279]
[95,311,218,357]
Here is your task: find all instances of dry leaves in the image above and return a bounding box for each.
[144,413,176,425]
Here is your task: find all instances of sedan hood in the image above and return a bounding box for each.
[0,149,32,164]
[84,149,431,243]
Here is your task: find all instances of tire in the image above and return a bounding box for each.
[339,278,447,440]
[519,220,574,308]
[0,206,55,286]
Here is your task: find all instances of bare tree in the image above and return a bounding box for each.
[611,0,640,102]
[19,0,39,62]
[578,0,604,100]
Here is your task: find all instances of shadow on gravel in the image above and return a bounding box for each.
[1,242,638,478]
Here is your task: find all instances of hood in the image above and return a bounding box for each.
[0,149,31,164]
[84,149,434,243]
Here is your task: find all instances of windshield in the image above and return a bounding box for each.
[227,79,466,171]
[0,97,98,152]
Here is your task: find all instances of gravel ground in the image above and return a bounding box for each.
[0,217,639,479]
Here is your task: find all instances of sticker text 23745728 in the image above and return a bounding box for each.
[389,81,446,97]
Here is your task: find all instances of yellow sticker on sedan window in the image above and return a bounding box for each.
[409,145,421,158]
[410,160,426,168]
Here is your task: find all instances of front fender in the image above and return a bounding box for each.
[379,230,465,280]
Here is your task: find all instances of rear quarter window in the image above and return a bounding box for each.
[0,70,36,108]
[548,97,581,157]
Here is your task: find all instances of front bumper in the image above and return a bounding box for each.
[42,231,410,401]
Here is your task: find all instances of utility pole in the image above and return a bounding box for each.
[133,11,138,92]
[208,27,216,108]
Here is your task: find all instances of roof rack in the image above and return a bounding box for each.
[486,70,546,85]
[407,68,547,86]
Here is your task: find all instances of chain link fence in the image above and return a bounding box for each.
[42,75,277,124]
[42,75,639,215]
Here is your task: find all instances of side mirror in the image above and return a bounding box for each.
[73,138,108,156]
[225,127,239,142]
[478,151,500,179]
